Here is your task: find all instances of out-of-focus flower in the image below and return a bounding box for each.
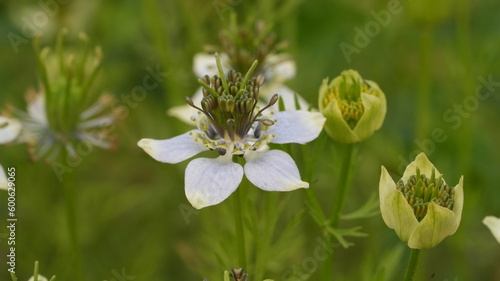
[139,55,325,209]
[169,18,308,124]
[483,216,500,244]
[28,275,48,281]
[319,70,386,143]
[0,116,22,144]
[379,153,464,249]
[0,164,7,190]
[0,32,117,161]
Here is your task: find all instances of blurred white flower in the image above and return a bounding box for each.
[28,275,48,281]
[483,216,500,244]
[139,58,325,209]
[2,90,116,161]
[0,116,22,144]
[0,164,7,190]
[168,20,309,124]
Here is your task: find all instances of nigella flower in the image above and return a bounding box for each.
[483,216,500,244]
[139,55,325,209]
[0,164,7,190]
[380,153,464,249]
[0,116,22,144]
[0,32,117,161]
[168,18,309,124]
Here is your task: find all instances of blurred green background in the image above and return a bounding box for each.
[1,0,499,280]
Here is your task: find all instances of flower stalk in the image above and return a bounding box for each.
[403,249,421,281]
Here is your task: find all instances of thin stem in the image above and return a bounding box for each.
[330,143,357,227]
[403,249,421,281]
[320,143,357,281]
[62,158,84,281]
[233,185,247,267]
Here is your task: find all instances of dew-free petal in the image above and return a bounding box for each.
[408,203,459,249]
[483,216,500,244]
[137,132,208,164]
[185,156,244,209]
[268,111,325,144]
[0,165,7,190]
[0,116,22,144]
[244,150,308,191]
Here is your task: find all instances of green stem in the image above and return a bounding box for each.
[330,143,357,227]
[233,186,247,267]
[320,143,357,281]
[403,249,421,281]
[62,160,84,281]
[254,193,279,281]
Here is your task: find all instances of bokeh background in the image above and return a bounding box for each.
[1,0,499,280]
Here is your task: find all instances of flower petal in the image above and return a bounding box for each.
[263,54,296,82]
[402,153,442,183]
[380,179,419,243]
[0,164,7,190]
[263,84,310,111]
[352,90,386,140]
[167,88,204,124]
[379,166,399,229]
[27,93,49,126]
[193,53,230,78]
[267,111,325,144]
[408,202,460,249]
[0,116,22,144]
[28,275,48,281]
[319,81,360,143]
[137,132,208,164]
[185,156,243,209]
[483,216,500,244]
[244,150,308,191]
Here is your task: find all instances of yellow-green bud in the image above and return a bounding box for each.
[379,153,464,249]
[319,70,386,143]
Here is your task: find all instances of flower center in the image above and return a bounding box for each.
[322,70,380,129]
[187,55,278,156]
[397,168,455,222]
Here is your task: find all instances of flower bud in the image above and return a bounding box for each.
[379,153,464,249]
[319,70,386,143]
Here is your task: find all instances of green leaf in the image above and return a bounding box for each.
[340,193,380,220]
[326,226,368,248]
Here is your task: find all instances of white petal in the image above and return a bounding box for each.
[0,116,22,144]
[185,156,243,209]
[244,150,308,191]
[28,275,48,281]
[27,93,49,126]
[0,164,7,190]
[137,132,208,164]
[267,111,325,144]
[263,54,296,82]
[262,84,310,111]
[193,53,230,78]
[167,88,204,124]
[483,216,500,244]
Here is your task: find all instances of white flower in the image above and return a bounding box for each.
[139,60,325,209]
[0,116,22,144]
[380,153,464,249]
[168,53,309,124]
[0,164,8,190]
[483,216,500,244]
[2,90,116,161]
[28,275,48,281]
